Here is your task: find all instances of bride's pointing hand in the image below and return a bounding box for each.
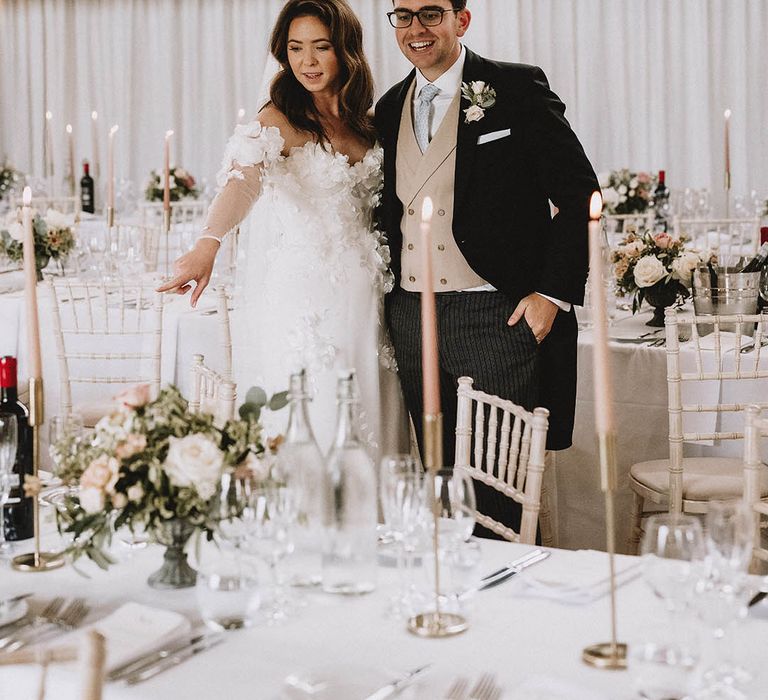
[155,238,220,307]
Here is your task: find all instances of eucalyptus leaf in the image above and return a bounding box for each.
[268,391,289,411]
[245,386,267,407]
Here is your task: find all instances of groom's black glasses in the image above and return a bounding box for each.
[387,8,457,28]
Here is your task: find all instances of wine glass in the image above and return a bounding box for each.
[243,485,298,623]
[48,413,84,474]
[0,413,18,557]
[379,454,424,617]
[689,501,755,698]
[427,468,476,548]
[213,471,256,554]
[631,514,704,700]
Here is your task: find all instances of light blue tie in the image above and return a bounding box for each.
[414,83,440,153]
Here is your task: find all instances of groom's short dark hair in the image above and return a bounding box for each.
[452,1,467,8]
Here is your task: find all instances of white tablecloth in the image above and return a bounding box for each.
[0,538,766,699]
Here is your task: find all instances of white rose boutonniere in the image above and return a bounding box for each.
[461,80,496,124]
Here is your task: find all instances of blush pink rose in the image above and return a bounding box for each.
[114,384,151,409]
[653,232,672,249]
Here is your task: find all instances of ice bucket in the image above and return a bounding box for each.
[692,266,760,335]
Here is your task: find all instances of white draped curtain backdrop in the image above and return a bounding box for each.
[1,0,766,209]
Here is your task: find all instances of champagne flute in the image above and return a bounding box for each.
[0,413,18,557]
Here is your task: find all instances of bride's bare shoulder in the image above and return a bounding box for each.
[257,105,304,151]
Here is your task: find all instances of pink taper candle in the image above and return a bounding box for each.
[163,130,174,211]
[65,124,75,196]
[420,197,440,415]
[588,191,613,435]
[21,187,42,380]
[90,111,100,180]
[107,125,118,211]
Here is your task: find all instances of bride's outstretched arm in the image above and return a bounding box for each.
[156,163,264,307]
[157,115,285,306]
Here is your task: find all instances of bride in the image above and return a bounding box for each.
[158,0,407,457]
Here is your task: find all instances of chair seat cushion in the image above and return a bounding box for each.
[630,457,768,501]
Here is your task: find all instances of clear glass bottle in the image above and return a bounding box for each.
[278,369,323,587]
[322,370,377,595]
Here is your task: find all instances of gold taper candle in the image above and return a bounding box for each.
[65,124,75,197]
[107,124,118,212]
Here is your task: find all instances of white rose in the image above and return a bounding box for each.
[163,433,223,500]
[44,208,73,230]
[464,105,485,123]
[8,222,24,242]
[470,80,486,94]
[671,251,700,285]
[111,492,128,509]
[628,189,636,197]
[618,184,628,195]
[633,256,666,288]
[629,177,639,188]
[80,487,104,514]
[127,483,144,502]
[602,187,620,209]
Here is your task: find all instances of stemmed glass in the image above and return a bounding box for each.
[631,514,704,700]
[0,413,19,558]
[379,454,424,617]
[48,413,84,474]
[429,467,476,549]
[243,485,298,623]
[689,501,755,698]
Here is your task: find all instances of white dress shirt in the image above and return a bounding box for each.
[410,45,571,312]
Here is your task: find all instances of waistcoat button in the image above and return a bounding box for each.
[407,243,414,250]
[409,275,416,282]
[440,278,447,285]
[437,244,445,251]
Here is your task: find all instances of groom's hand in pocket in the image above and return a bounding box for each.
[507,294,558,343]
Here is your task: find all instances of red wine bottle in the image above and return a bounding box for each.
[652,170,670,230]
[80,160,95,214]
[0,356,33,541]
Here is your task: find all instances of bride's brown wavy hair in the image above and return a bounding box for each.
[268,0,376,146]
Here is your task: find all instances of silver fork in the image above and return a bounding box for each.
[446,676,469,699]
[468,673,498,700]
[0,597,64,650]
[4,599,88,654]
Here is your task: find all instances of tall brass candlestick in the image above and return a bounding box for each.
[582,191,626,668]
[407,198,468,639]
[12,188,64,573]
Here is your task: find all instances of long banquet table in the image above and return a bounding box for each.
[1,537,766,699]
[3,275,766,553]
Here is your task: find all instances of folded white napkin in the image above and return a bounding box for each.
[78,602,190,671]
[514,550,641,605]
[513,675,611,700]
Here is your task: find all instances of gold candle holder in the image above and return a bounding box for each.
[407,412,468,639]
[163,208,171,276]
[106,205,114,229]
[12,377,64,572]
[582,432,626,669]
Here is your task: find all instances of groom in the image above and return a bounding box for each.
[375,1,598,535]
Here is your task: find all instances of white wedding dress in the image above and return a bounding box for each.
[214,121,406,457]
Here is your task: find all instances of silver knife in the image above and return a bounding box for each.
[481,549,545,582]
[362,664,432,700]
[0,593,32,608]
[107,628,209,682]
[461,550,550,600]
[124,633,224,685]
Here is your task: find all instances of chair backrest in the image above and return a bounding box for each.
[215,286,233,379]
[108,221,164,274]
[664,308,768,512]
[10,194,79,216]
[189,353,235,424]
[138,201,208,274]
[672,216,760,261]
[48,279,164,416]
[603,212,655,245]
[454,376,549,544]
[742,405,768,570]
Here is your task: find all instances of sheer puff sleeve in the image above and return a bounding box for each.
[201,120,285,238]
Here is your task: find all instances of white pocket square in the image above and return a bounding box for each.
[477,128,511,145]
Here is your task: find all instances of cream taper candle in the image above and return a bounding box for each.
[420,197,440,416]
[21,187,42,380]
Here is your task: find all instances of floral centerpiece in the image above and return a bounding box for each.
[53,384,286,588]
[611,228,703,326]
[600,169,656,215]
[0,208,75,279]
[0,162,23,201]
[144,166,199,202]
